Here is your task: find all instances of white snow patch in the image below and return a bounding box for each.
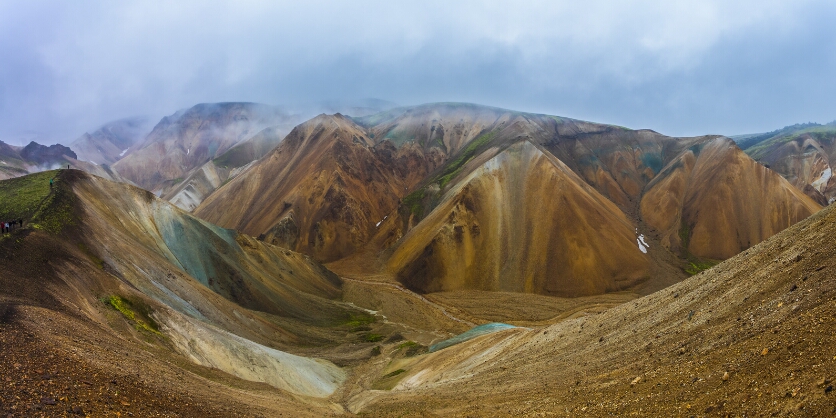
[636,233,649,254]
[187,148,190,155]
[119,148,128,157]
[811,167,832,192]
[375,215,388,228]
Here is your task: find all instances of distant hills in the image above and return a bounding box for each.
[0,140,77,180]
[733,121,836,205]
[195,103,820,297]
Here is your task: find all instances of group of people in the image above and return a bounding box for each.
[2,219,23,233]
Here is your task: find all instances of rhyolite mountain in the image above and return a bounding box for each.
[0,140,78,180]
[0,170,368,402]
[4,145,836,416]
[194,103,821,297]
[735,122,836,205]
[112,102,303,201]
[69,117,151,165]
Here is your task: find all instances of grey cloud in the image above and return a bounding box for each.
[1,0,835,144]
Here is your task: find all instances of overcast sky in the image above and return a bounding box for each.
[1,0,835,144]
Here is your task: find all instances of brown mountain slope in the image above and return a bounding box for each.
[113,102,300,195]
[195,114,443,262]
[351,187,836,417]
[742,124,836,204]
[197,103,821,299]
[0,170,395,410]
[389,140,649,297]
[641,137,822,259]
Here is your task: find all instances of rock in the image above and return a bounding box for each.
[41,397,57,405]
[722,372,729,381]
[70,406,84,415]
[762,348,769,356]
[790,284,798,292]
[826,386,833,394]
[630,376,641,386]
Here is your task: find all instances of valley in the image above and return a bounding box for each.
[1,103,834,416]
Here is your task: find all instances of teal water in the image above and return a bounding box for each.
[429,323,516,353]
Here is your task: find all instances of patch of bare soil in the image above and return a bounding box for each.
[0,306,342,417]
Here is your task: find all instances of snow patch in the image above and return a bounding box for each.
[375,215,388,228]
[187,148,190,155]
[811,167,832,192]
[636,232,649,254]
[119,148,128,157]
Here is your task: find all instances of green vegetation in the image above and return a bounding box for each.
[395,340,425,356]
[685,260,719,275]
[0,170,57,221]
[364,333,384,342]
[104,295,161,335]
[381,369,406,379]
[397,340,419,350]
[678,223,691,250]
[401,188,425,218]
[678,222,720,275]
[343,313,376,328]
[0,170,78,235]
[435,130,497,189]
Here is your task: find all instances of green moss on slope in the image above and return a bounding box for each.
[104,295,161,335]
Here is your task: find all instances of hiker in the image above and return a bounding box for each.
[50,178,54,188]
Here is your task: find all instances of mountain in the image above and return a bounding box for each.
[735,122,836,205]
[388,140,649,296]
[196,113,443,262]
[641,137,820,259]
[112,102,303,198]
[163,125,288,211]
[195,103,820,298]
[349,191,836,416]
[69,117,150,165]
[0,140,77,180]
[0,170,402,414]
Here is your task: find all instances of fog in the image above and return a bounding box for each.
[1,0,835,144]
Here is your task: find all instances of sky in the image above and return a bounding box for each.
[1,0,836,145]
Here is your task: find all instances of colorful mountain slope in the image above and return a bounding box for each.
[113,102,301,196]
[0,170,379,404]
[642,137,821,259]
[389,140,649,297]
[195,103,821,298]
[351,193,836,416]
[738,122,836,204]
[195,114,443,262]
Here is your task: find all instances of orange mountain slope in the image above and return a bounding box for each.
[641,137,822,259]
[388,140,649,297]
[195,113,443,262]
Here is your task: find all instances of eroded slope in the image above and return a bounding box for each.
[389,140,649,296]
